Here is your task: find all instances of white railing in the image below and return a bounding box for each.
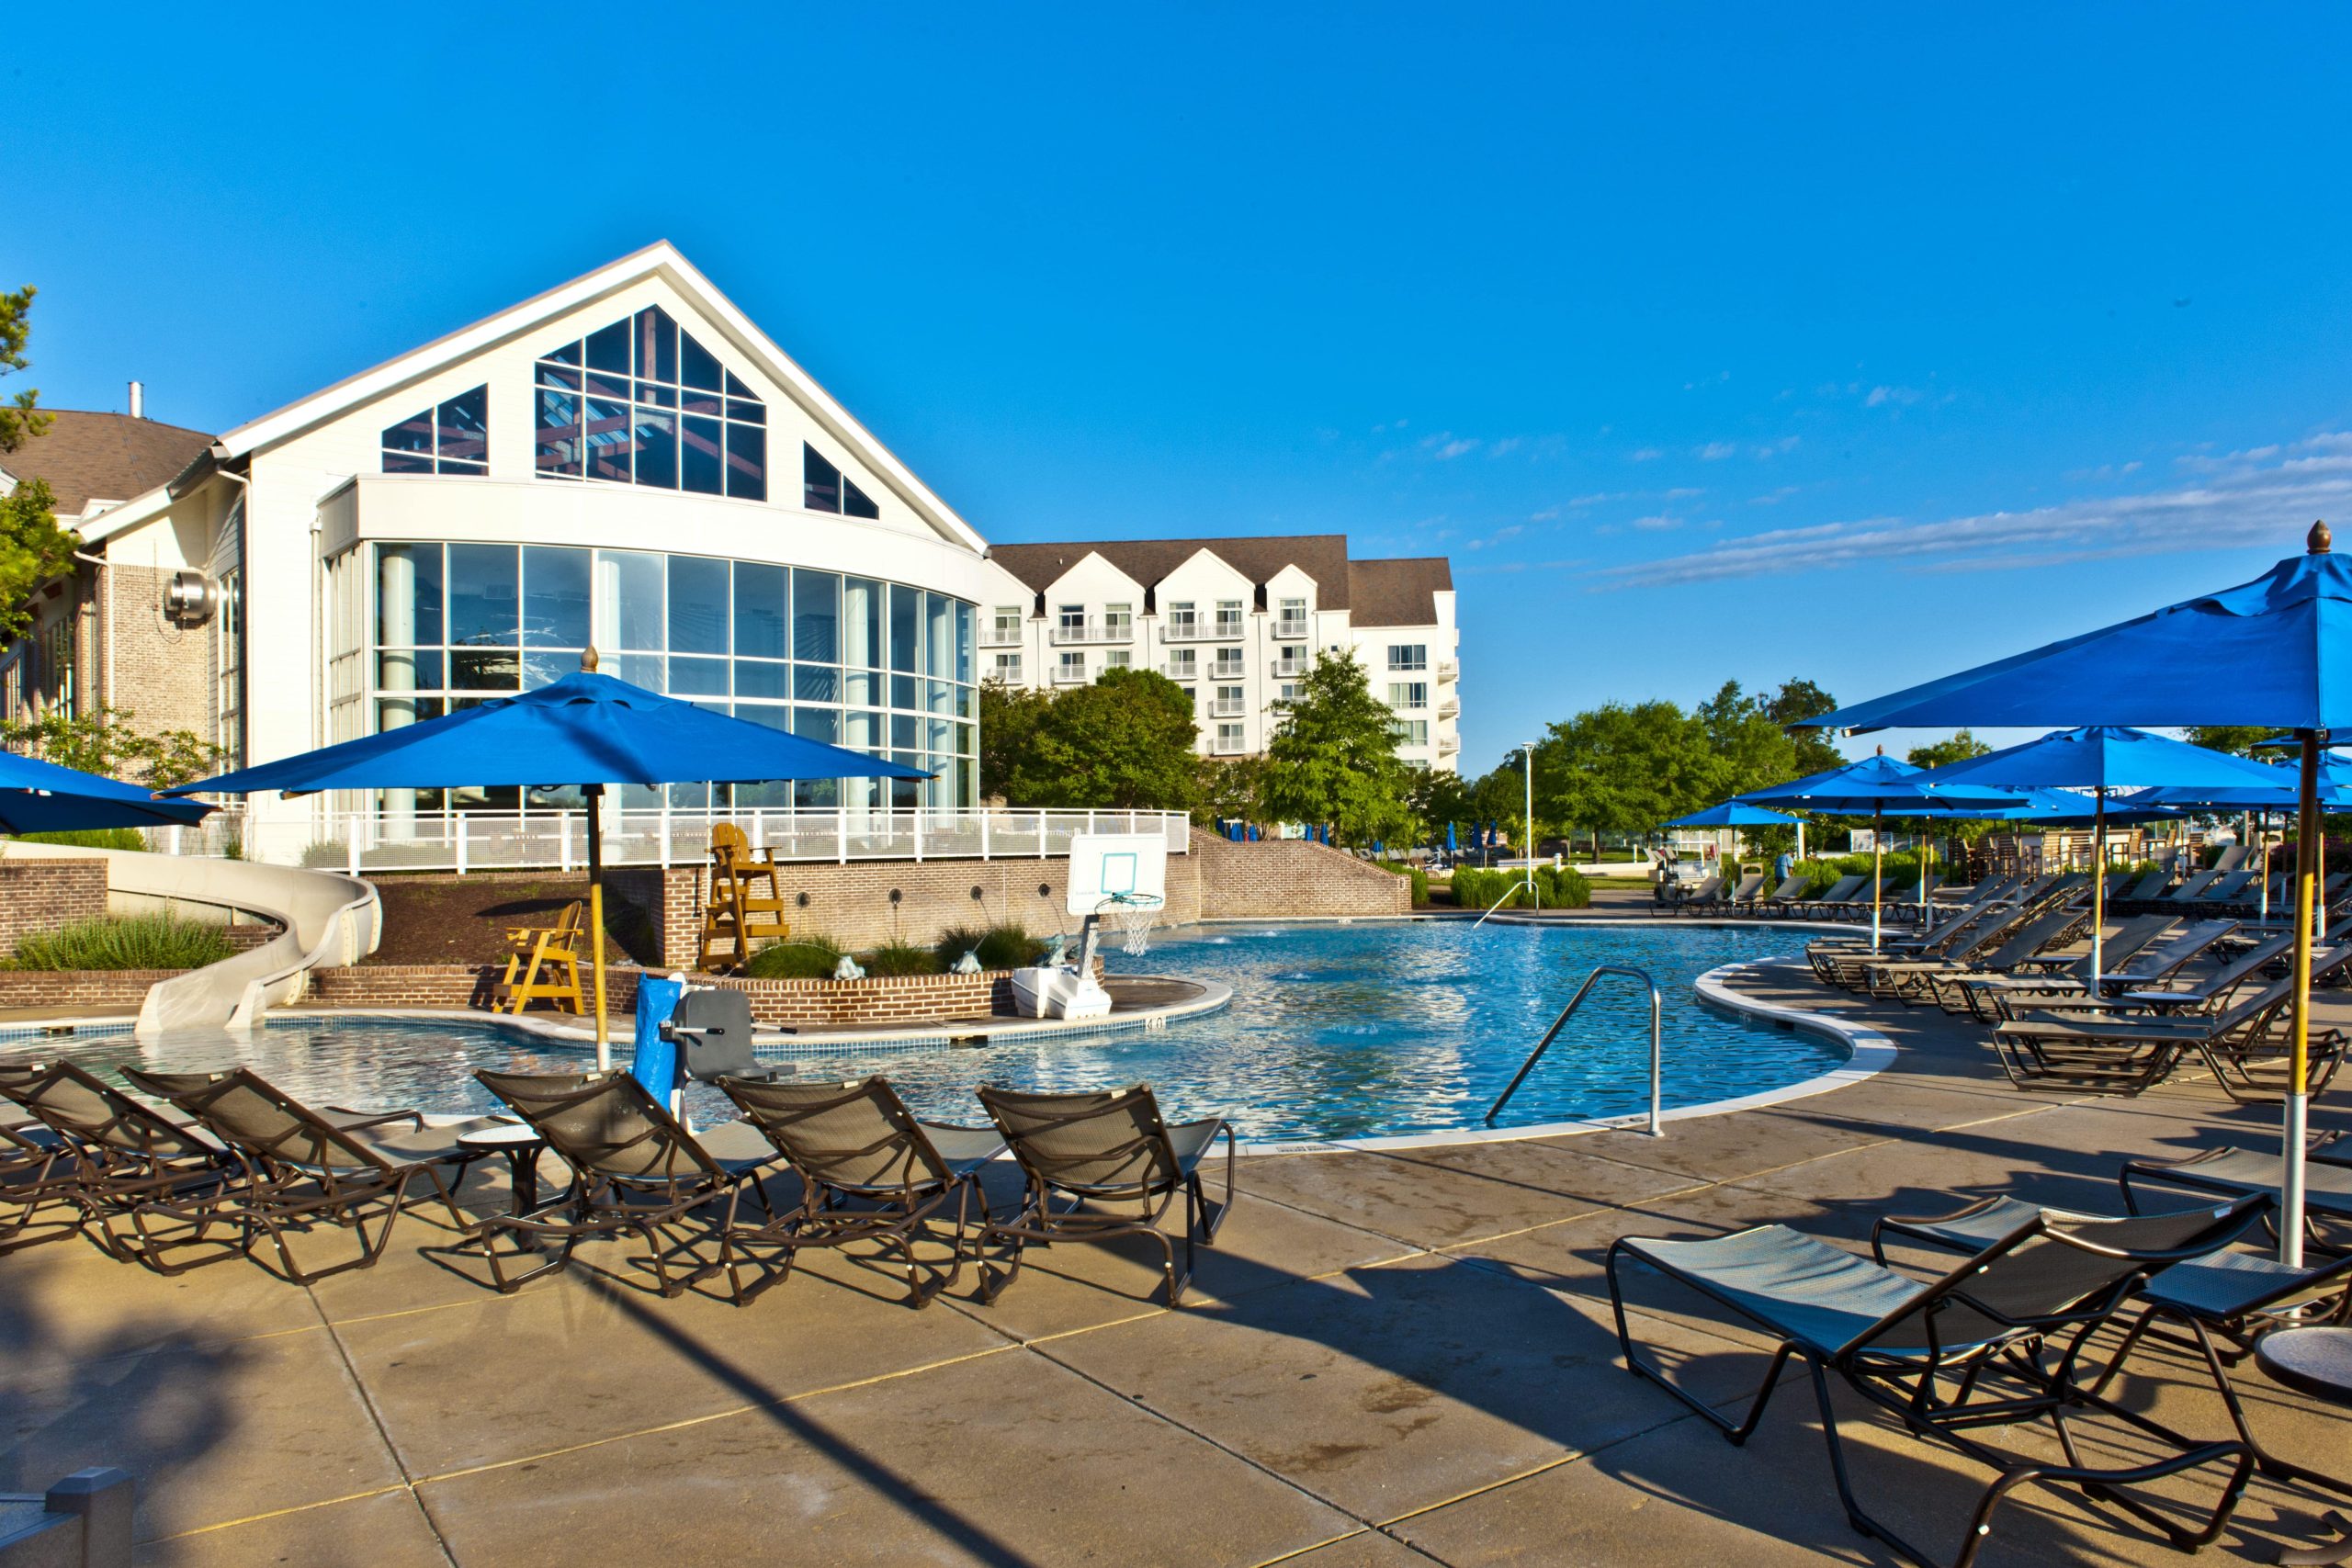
[1161,661,1199,680]
[1050,663,1091,683]
[1273,618,1309,640]
[1438,698,1460,718]
[1437,659,1459,681]
[1163,622,1243,642]
[1274,655,1312,678]
[980,625,1024,647]
[1209,698,1245,717]
[1048,622,1134,645]
[1438,734,1461,753]
[195,807,1192,874]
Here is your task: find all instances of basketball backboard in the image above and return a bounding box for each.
[1065,831,1170,916]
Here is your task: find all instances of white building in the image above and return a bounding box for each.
[978,537,1461,770]
[4,243,997,852]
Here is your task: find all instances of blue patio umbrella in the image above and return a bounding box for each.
[0,750,214,835]
[1919,727,2290,978]
[2139,750,2352,924]
[172,661,926,1066]
[1444,820,1458,854]
[1799,523,2352,1265]
[1741,752,2022,949]
[1662,800,1802,829]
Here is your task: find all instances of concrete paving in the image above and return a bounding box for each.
[5,955,2350,1566]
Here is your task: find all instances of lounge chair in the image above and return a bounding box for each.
[469,1067,786,1300]
[1805,898,2013,990]
[975,1085,1234,1308]
[0,1061,235,1266]
[121,1066,503,1284]
[1668,873,1724,915]
[1722,871,1767,914]
[2187,870,2256,911]
[1970,918,2238,1022]
[1872,1190,2352,1497]
[2163,869,2224,907]
[1607,1199,2267,1568]
[2121,868,2172,906]
[2120,1142,2352,1240]
[1784,874,1866,920]
[1990,952,2352,1099]
[2211,844,2249,874]
[1755,874,1811,916]
[1949,914,2186,1022]
[717,1075,1003,1307]
[1878,904,2088,1013]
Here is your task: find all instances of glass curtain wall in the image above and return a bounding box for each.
[370,541,977,810]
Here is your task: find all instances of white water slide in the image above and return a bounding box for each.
[2,843,379,1035]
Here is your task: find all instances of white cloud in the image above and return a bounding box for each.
[1597,432,2352,590]
[1422,432,1479,459]
[1629,447,1664,462]
[1663,487,1705,501]
[1487,436,1523,457]
[1697,442,1738,460]
[1528,505,1562,522]
[1866,385,1924,408]
[1569,491,1629,506]
[1755,435,1801,457]
[1632,514,1683,531]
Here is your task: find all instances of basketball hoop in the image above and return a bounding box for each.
[1098,892,1164,956]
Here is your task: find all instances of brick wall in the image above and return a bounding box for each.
[1190,829,1413,919]
[97,563,218,744]
[301,961,1098,1028]
[0,860,108,955]
[0,969,178,1012]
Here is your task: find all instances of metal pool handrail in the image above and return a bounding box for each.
[1484,964,1664,1134]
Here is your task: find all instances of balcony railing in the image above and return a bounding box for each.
[1273,617,1309,640]
[1210,662,1246,682]
[1048,622,1134,646]
[1437,659,1459,681]
[1273,655,1312,678]
[1211,735,1250,754]
[989,661,1024,682]
[1209,698,1245,717]
[1163,621,1244,642]
[981,625,1024,647]
[1050,663,1091,684]
[1437,734,1461,753]
[198,807,1193,874]
[1438,697,1460,718]
[1161,661,1199,679]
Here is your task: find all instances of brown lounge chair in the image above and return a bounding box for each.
[121,1066,503,1284]
[975,1085,1235,1308]
[718,1075,1004,1307]
[0,1061,236,1266]
[470,1067,786,1302]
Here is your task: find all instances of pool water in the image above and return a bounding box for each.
[2,922,1844,1144]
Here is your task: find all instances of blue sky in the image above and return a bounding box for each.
[17,6,2352,773]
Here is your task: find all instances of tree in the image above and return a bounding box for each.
[0,285,74,645]
[1696,680,1807,796]
[0,286,50,453]
[1260,648,1419,847]
[1535,700,1728,858]
[1197,753,1268,826]
[1762,677,1845,776]
[0,705,226,788]
[1906,729,1992,770]
[2187,726,2272,758]
[979,668,1199,811]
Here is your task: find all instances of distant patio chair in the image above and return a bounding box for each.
[975,1085,1234,1308]
[1607,1198,2267,1568]
[718,1075,1003,1307]
[120,1066,503,1284]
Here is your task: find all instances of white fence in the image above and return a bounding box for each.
[145,807,1192,875]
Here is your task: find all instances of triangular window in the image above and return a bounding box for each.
[381,386,487,475]
[532,307,765,501]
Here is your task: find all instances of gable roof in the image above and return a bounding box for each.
[990,534,1354,607]
[1348,557,1453,627]
[0,411,213,517]
[85,242,984,554]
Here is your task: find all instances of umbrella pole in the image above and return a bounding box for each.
[2284,733,2320,1269]
[588,785,610,1071]
[1871,807,1883,953]
[2090,790,2106,986]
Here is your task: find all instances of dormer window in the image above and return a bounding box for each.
[803,444,881,518]
[533,307,765,500]
[382,386,487,475]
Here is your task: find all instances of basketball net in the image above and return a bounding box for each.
[1097,893,1163,956]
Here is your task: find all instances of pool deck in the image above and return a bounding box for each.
[7,957,2351,1565]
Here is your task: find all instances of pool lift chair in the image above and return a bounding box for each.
[1607,1196,2268,1568]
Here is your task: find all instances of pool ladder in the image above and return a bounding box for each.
[1484,965,1664,1135]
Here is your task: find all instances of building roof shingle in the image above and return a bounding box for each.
[1347,557,1453,627]
[0,410,213,517]
[989,534,1356,608]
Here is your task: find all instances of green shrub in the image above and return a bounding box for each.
[933,922,1044,970]
[300,840,348,869]
[11,828,146,851]
[11,913,238,972]
[741,934,845,979]
[1448,864,1589,911]
[861,940,944,977]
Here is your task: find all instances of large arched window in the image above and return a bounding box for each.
[532,307,766,500]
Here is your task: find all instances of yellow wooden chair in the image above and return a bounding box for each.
[492,900,586,1015]
[699,825,789,972]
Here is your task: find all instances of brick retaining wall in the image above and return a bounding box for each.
[1191,831,1413,918]
[0,860,108,955]
[0,968,180,1012]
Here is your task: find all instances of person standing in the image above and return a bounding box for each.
[1774,848,1794,885]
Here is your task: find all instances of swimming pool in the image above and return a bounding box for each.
[2,922,1849,1145]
